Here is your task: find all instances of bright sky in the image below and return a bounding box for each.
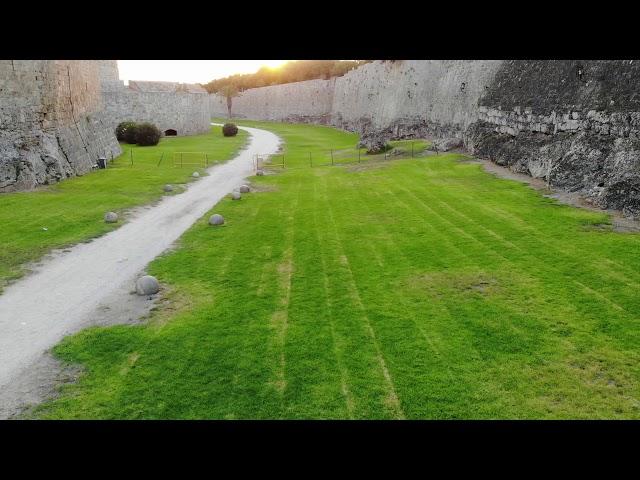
[117,60,289,84]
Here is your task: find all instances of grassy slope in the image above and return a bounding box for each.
[35,120,640,419]
[0,126,247,290]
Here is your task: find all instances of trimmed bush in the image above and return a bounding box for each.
[222,123,239,137]
[135,122,161,146]
[116,121,138,144]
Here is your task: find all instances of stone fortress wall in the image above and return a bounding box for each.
[100,61,210,137]
[210,77,336,124]
[210,60,640,216]
[466,60,640,216]
[0,60,121,192]
[209,60,503,134]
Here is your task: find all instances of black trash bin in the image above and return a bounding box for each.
[97,157,107,169]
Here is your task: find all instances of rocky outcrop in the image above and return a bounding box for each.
[0,60,121,193]
[430,138,463,152]
[466,60,640,216]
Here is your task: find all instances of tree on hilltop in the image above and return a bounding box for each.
[219,84,240,118]
[203,60,372,95]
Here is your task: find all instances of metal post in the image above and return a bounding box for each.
[205,153,208,167]
[157,152,164,167]
[331,149,334,165]
[282,155,285,168]
[130,148,133,166]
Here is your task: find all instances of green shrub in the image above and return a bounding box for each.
[222,123,239,137]
[135,123,161,146]
[116,121,138,143]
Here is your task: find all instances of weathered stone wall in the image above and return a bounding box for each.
[100,61,210,137]
[209,60,503,135]
[210,94,228,118]
[210,77,336,124]
[331,60,503,139]
[465,60,640,216]
[0,60,121,192]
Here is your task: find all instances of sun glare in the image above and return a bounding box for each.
[117,60,292,84]
[260,60,290,70]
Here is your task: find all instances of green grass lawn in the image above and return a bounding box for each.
[0,126,248,291]
[29,120,640,419]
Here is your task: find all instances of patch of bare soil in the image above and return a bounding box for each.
[343,157,398,173]
[0,353,83,419]
[249,182,279,193]
[407,270,503,299]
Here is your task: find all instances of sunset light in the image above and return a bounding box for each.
[117,60,291,84]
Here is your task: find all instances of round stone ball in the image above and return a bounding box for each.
[104,212,118,223]
[256,170,265,176]
[192,171,200,178]
[136,275,160,296]
[209,214,224,226]
[239,184,250,193]
[231,191,242,200]
[163,184,174,192]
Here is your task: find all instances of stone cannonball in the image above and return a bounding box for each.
[136,275,160,296]
[209,214,224,226]
[104,212,118,223]
[192,171,200,178]
[239,184,250,193]
[231,191,242,200]
[163,184,174,192]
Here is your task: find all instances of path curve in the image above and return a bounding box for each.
[0,125,280,414]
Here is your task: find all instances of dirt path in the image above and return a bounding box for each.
[0,125,280,418]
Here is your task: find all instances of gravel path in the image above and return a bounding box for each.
[0,125,280,418]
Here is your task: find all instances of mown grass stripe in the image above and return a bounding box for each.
[321,175,406,420]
